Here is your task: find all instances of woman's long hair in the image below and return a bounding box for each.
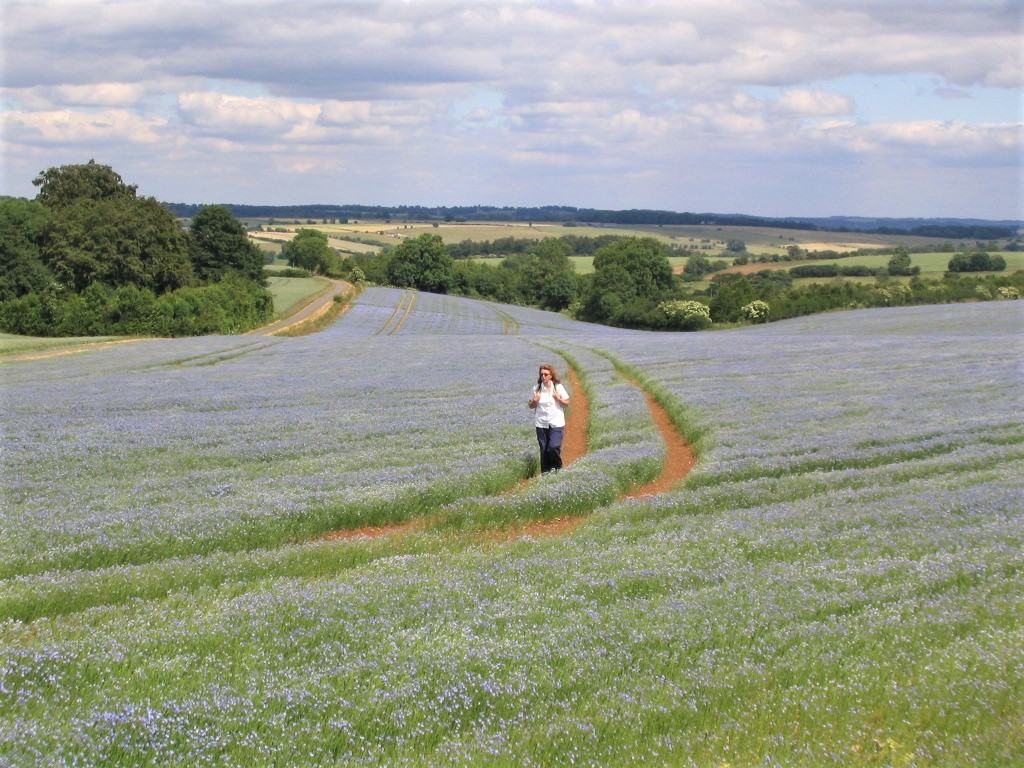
[536,363,561,390]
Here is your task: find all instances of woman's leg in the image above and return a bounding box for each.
[547,426,564,470]
[536,426,551,473]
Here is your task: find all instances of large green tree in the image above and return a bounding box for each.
[31,160,194,293]
[507,238,578,310]
[583,237,674,323]
[189,205,265,284]
[709,273,757,322]
[33,159,137,208]
[40,196,194,293]
[282,229,335,274]
[0,197,53,302]
[386,234,454,293]
[887,246,914,276]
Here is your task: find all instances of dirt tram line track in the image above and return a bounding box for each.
[324,358,697,542]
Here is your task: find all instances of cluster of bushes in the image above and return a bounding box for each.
[947,251,1007,272]
[708,270,1022,326]
[340,234,582,312]
[744,247,847,264]
[0,274,272,337]
[0,162,272,337]
[447,233,634,259]
[680,252,731,280]
[783,249,1009,279]
[345,232,1022,333]
[789,263,887,278]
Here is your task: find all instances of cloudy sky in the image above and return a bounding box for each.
[1,0,1021,218]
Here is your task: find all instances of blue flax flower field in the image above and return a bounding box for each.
[1,288,1021,766]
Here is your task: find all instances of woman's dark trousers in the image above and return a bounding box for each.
[536,426,564,473]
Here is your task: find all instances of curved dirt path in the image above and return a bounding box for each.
[321,362,696,542]
[513,379,696,539]
[624,384,697,497]
[323,361,591,542]
[252,278,352,336]
[560,365,589,466]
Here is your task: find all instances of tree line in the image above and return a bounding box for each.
[0,162,273,336]
[4,162,1018,339]
[296,232,1021,331]
[164,202,1018,240]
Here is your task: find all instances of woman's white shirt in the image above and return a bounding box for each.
[533,383,569,428]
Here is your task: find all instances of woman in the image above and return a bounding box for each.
[528,363,570,473]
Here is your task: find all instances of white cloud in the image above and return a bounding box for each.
[775,89,854,117]
[805,118,1022,160]
[864,120,1022,155]
[318,101,374,127]
[47,82,149,106]
[1,108,166,145]
[0,1,1019,215]
[177,92,319,137]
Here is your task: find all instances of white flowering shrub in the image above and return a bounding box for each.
[873,282,911,305]
[998,286,1019,300]
[657,299,711,330]
[741,300,770,323]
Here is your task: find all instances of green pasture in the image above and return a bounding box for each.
[262,258,292,271]
[775,250,1024,274]
[266,275,330,316]
[733,251,1024,285]
[252,238,283,256]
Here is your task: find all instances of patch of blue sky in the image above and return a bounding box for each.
[201,78,273,99]
[449,87,506,126]
[744,73,1021,123]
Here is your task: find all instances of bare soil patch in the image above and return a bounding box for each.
[624,386,697,498]
[486,515,586,542]
[561,365,588,466]
[321,517,426,541]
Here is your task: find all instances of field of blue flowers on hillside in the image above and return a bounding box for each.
[1,295,1021,767]
[0,325,543,575]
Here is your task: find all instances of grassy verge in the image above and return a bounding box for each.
[0,456,534,580]
[266,275,331,316]
[0,333,125,357]
[274,284,362,336]
[589,346,711,461]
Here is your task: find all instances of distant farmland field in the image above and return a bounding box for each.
[2,293,1020,766]
[718,251,1024,283]
[627,223,990,254]
[251,230,383,254]
[252,219,974,255]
